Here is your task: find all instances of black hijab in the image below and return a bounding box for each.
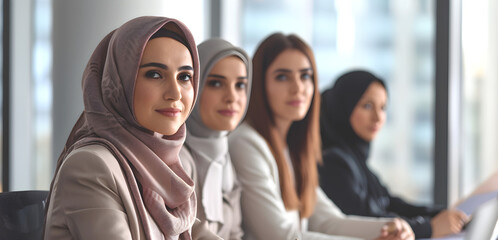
[320,70,387,161]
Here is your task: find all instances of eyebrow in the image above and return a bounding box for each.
[273,69,292,74]
[208,74,248,80]
[139,62,193,71]
[179,66,194,71]
[207,74,226,79]
[140,62,167,69]
[272,68,313,74]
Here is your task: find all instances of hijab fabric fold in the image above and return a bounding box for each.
[47,16,200,240]
[184,38,252,223]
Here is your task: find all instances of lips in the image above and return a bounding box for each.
[156,108,181,117]
[286,100,303,107]
[369,126,380,132]
[218,109,238,117]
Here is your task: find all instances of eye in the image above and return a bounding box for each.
[301,72,312,81]
[206,80,222,88]
[235,81,247,89]
[363,103,373,110]
[145,70,162,79]
[178,72,193,82]
[275,74,288,81]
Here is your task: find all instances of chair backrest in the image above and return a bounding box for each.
[0,190,49,240]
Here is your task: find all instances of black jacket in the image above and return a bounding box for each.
[319,145,443,238]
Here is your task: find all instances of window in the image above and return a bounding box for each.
[241,0,436,204]
[461,0,498,196]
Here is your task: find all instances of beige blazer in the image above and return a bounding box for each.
[44,144,150,240]
[228,122,392,240]
[44,144,220,240]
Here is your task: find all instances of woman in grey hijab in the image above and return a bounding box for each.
[179,38,252,240]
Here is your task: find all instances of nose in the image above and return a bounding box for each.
[223,84,238,103]
[163,77,182,101]
[372,108,383,122]
[290,75,304,94]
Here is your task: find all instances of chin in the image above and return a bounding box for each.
[215,123,237,131]
[156,126,182,136]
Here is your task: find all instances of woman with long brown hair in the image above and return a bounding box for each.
[228,33,414,240]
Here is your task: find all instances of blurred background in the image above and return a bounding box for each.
[1,0,497,207]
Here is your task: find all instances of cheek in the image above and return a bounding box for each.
[349,111,363,131]
[199,90,216,117]
[238,91,248,109]
[305,81,315,99]
[266,89,281,113]
[133,83,152,119]
[182,87,195,114]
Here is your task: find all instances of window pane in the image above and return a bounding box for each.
[461,0,498,196]
[242,0,435,204]
[33,0,52,190]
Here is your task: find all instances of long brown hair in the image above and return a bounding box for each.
[246,33,321,218]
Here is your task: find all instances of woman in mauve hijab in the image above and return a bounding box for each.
[179,38,251,239]
[228,33,414,240]
[44,16,212,240]
[319,70,469,239]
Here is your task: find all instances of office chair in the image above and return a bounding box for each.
[0,190,49,240]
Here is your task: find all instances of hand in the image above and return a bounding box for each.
[431,209,469,238]
[375,218,414,240]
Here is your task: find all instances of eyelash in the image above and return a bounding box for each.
[207,80,222,87]
[236,81,247,89]
[145,70,193,83]
[275,72,312,81]
[145,70,162,79]
[275,74,288,81]
[178,72,193,82]
[363,103,387,111]
[206,79,247,90]
[301,73,312,80]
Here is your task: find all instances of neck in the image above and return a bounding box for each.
[274,116,292,145]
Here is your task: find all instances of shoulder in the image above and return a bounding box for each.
[62,144,119,173]
[228,122,278,181]
[228,122,265,145]
[228,122,272,163]
[320,146,361,178]
[321,147,351,168]
[58,144,124,189]
[322,146,351,163]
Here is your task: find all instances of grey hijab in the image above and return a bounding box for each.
[185,38,252,223]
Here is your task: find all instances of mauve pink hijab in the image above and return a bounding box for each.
[47,16,199,239]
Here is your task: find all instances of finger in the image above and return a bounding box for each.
[458,212,470,222]
[379,228,389,237]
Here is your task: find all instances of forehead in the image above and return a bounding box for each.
[269,49,310,70]
[210,56,245,70]
[141,37,192,63]
[361,82,387,101]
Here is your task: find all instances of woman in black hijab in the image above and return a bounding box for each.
[319,70,469,239]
